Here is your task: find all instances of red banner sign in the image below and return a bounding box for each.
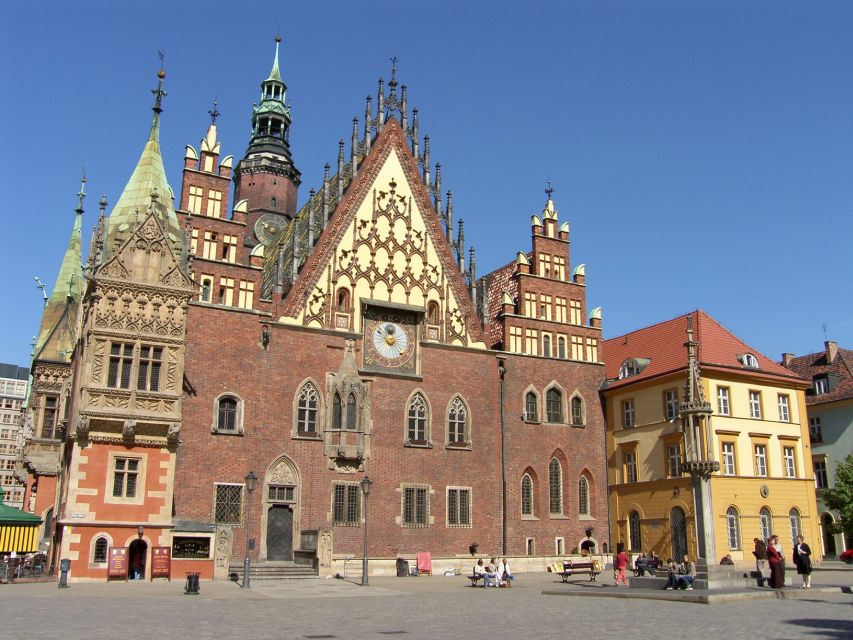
[107,547,128,580]
[151,546,171,581]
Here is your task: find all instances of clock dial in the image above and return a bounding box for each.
[363,309,417,372]
[254,213,285,245]
[373,322,410,359]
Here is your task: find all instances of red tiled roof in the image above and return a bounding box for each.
[784,346,853,406]
[482,258,519,348]
[603,309,805,389]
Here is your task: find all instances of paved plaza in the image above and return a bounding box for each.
[1,569,851,640]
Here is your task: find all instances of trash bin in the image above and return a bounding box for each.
[396,558,409,577]
[184,571,200,595]
[58,558,71,589]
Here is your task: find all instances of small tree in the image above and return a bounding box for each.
[822,454,853,535]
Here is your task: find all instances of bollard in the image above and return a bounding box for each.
[58,558,71,588]
[184,571,200,595]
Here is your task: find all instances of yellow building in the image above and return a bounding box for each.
[602,310,820,566]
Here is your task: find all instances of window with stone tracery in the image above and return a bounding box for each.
[447,396,468,445]
[407,393,429,443]
[296,383,319,434]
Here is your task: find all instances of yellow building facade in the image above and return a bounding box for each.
[603,311,820,566]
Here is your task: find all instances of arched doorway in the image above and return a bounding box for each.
[128,539,147,580]
[670,506,688,561]
[260,455,301,562]
[821,513,836,557]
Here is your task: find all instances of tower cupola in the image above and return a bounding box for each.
[234,35,302,242]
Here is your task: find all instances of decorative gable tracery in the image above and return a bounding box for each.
[280,121,484,348]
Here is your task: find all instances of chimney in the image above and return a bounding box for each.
[782,353,795,368]
[825,341,838,364]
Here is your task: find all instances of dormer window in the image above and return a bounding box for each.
[813,375,829,395]
[618,358,650,380]
[738,353,759,369]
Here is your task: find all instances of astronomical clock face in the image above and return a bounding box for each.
[254,213,285,245]
[363,308,417,374]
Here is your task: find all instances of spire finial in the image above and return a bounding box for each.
[390,55,398,85]
[152,52,167,115]
[75,169,87,215]
[545,178,555,201]
[268,33,283,82]
[209,97,220,124]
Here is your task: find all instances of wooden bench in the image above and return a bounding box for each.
[559,560,601,582]
[468,573,484,587]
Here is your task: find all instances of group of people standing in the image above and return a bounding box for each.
[473,557,515,588]
[753,534,813,589]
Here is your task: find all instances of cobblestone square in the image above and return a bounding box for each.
[2,570,851,640]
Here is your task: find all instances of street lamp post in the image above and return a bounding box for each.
[242,470,257,589]
[360,476,373,586]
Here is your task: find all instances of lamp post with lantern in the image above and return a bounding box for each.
[242,470,257,589]
[360,476,373,586]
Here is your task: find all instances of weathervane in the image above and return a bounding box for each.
[545,178,555,200]
[209,97,220,124]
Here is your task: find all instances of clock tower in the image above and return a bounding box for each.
[234,36,301,247]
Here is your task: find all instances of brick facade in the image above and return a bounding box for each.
[29,47,609,580]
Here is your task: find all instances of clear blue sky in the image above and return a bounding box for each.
[1,1,851,368]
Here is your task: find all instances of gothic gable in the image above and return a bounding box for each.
[98,212,193,291]
[280,120,485,348]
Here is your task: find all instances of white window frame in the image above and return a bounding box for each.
[722,442,736,476]
[777,394,790,422]
[754,444,767,477]
[783,446,797,478]
[717,387,730,416]
[749,390,762,419]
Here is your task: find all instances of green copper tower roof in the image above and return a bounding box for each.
[34,177,85,364]
[105,68,181,255]
[268,34,283,83]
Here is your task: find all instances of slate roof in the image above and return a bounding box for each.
[603,309,805,390]
[784,346,853,406]
[34,210,82,364]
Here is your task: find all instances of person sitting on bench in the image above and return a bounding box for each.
[497,558,514,586]
[474,559,491,587]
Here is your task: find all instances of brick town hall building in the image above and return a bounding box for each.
[19,40,607,581]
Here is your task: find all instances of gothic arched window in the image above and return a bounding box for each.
[525,391,538,422]
[346,393,357,430]
[546,388,563,423]
[549,458,563,515]
[571,396,584,426]
[407,393,429,443]
[521,474,534,516]
[332,393,342,430]
[578,475,590,516]
[448,396,468,445]
[296,383,319,434]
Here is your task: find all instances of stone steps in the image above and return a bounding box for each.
[229,561,318,581]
